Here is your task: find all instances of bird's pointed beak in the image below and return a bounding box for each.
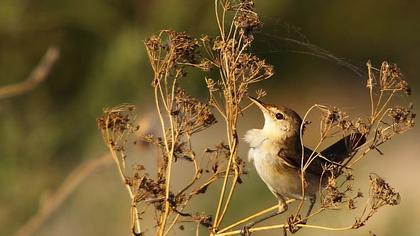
[248,96,269,114]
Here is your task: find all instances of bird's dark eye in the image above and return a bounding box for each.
[275,113,284,120]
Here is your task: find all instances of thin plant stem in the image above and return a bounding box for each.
[216,170,238,226]
[154,83,171,235]
[296,104,320,218]
[103,117,142,235]
[214,0,224,40]
[218,200,296,234]
[158,78,179,235]
[213,138,237,228]
[373,90,396,121]
[216,223,353,236]
[367,61,375,118]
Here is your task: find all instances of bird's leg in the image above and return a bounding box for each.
[301,195,316,224]
[240,197,288,235]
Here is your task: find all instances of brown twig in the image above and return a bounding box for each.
[0,46,60,100]
[15,154,112,236]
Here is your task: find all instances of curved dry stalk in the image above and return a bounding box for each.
[295,104,325,217]
[104,127,142,235]
[96,104,146,235]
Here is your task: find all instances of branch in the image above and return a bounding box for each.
[0,46,60,100]
[15,154,112,236]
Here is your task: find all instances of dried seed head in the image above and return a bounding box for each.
[321,166,346,208]
[369,173,401,209]
[323,107,346,126]
[233,0,261,43]
[144,34,162,54]
[96,104,137,134]
[255,89,267,98]
[378,61,411,94]
[235,53,273,83]
[354,120,371,135]
[145,30,203,87]
[166,30,199,64]
[205,78,218,92]
[173,88,217,135]
[388,105,416,133]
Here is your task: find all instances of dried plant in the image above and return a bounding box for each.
[96,0,414,235]
[267,61,414,235]
[97,104,143,234]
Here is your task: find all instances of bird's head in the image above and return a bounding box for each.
[248,96,302,139]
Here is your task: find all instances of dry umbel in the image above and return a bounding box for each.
[96,0,415,235]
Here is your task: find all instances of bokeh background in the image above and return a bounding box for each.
[1,0,419,235]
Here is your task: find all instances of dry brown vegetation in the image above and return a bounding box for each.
[96,0,415,235]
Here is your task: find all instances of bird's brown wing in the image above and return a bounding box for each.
[320,132,366,164]
[281,133,366,176]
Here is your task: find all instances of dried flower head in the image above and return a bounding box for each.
[388,104,416,133]
[235,53,274,83]
[96,104,139,153]
[319,106,350,137]
[145,30,203,86]
[173,88,217,135]
[233,0,261,43]
[353,174,401,229]
[96,104,137,134]
[205,78,218,93]
[320,165,352,209]
[204,142,231,174]
[379,61,411,94]
[322,107,346,126]
[369,174,401,209]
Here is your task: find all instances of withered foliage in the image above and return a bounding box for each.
[96,0,415,235]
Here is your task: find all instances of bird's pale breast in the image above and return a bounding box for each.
[249,140,318,199]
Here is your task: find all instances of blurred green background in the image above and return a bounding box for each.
[1,0,419,235]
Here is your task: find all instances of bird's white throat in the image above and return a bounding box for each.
[244,128,290,162]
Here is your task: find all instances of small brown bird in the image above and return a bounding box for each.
[244,96,365,230]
